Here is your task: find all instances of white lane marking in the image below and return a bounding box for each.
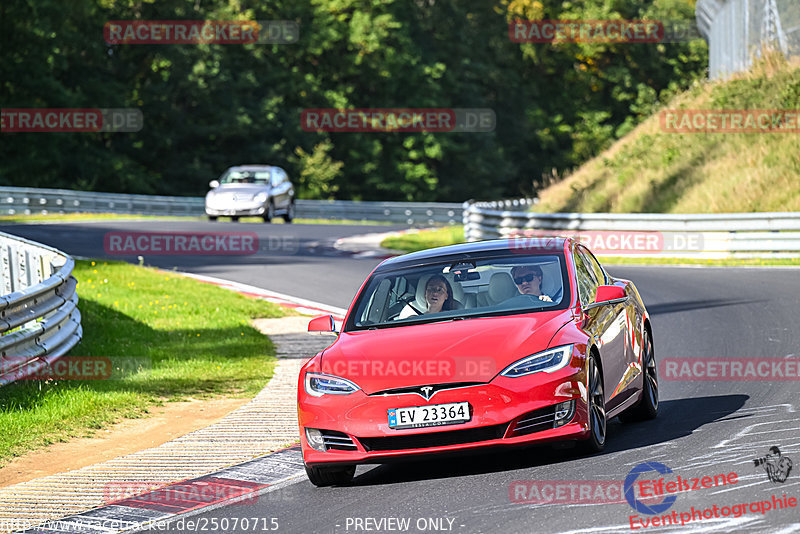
[176,271,348,317]
[714,422,800,449]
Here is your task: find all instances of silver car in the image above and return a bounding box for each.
[205,165,295,222]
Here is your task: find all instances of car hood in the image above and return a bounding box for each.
[209,184,268,195]
[321,310,572,394]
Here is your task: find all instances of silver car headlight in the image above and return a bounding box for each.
[500,345,574,377]
[254,192,269,203]
[305,372,361,397]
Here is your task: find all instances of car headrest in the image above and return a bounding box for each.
[415,274,465,308]
[488,272,518,303]
[539,263,562,299]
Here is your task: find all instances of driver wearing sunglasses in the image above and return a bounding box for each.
[510,265,553,302]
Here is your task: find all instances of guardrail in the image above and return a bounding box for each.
[0,232,82,387]
[0,186,464,226]
[464,200,800,258]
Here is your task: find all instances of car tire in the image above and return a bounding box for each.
[283,200,295,223]
[305,464,356,487]
[581,354,606,453]
[231,216,240,222]
[619,330,658,423]
[263,202,274,223]
[208,216,217,222]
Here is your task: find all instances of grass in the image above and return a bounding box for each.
[534,54,800,214]
[0,260,288,466]
[381,228,800,266]
[381,226,465,253]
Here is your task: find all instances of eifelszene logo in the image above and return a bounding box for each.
[754,446,793,483]
[625,462,677,515]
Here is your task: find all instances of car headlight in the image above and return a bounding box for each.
[254,192,269,203]
[500,344,574,377]
[304,372,361,397]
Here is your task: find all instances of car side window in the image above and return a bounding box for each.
[573,249,598,306]
[270,168,282,187]
[578,246,606,285]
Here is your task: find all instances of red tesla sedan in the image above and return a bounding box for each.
[298,237,657,486]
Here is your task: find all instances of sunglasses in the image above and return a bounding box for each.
[514,273,540,285]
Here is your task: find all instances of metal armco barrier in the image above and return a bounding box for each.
[0,186,463,226]
[0,232,82,387]
[464,200,800,258]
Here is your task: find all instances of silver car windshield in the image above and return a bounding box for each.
[348,255,569,330]
[220,170,270,185]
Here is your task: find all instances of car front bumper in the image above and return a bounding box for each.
[205,204,266,217]
[298,364,590,467]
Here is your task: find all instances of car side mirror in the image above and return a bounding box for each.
[594,285,626,303]
[308,314,336,333]
[209,180,220,189]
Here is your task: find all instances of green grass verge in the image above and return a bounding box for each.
[0,260,288,465]
[381,228,800,266]
[381,226,465,253]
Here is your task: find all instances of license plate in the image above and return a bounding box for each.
[388,401,470,430]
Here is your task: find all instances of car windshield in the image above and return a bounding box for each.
[219,170,270,185]
[346,254,570,331]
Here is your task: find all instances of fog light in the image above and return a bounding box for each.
[305,428,326,451]
[554,400,576,427]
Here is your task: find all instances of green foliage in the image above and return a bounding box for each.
[293,140,343,199]
[0,0,707,201]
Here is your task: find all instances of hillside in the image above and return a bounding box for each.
[534,55,800,213]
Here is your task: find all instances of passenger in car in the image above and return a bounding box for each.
[397,274,460,319]
[424,274,458,313]
[510,265,553,302]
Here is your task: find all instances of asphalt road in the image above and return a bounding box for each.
[3,221,798,534]
[0,220,401,309]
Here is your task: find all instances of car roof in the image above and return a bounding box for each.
[225,165,275,172]
[378,237,572,270]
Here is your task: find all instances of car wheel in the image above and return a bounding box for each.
[263,202,274,223]
[305,464,355,487]
[581,354,606,453]
[283,200,295,223]
[619,330,658,422]
[231,216,240,222]
[208,216,217,222]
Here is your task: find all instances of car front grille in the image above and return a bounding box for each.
[357,423,508,452]
[321,430,358,451]
[369,382,483,398]
[509,405,557,435]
